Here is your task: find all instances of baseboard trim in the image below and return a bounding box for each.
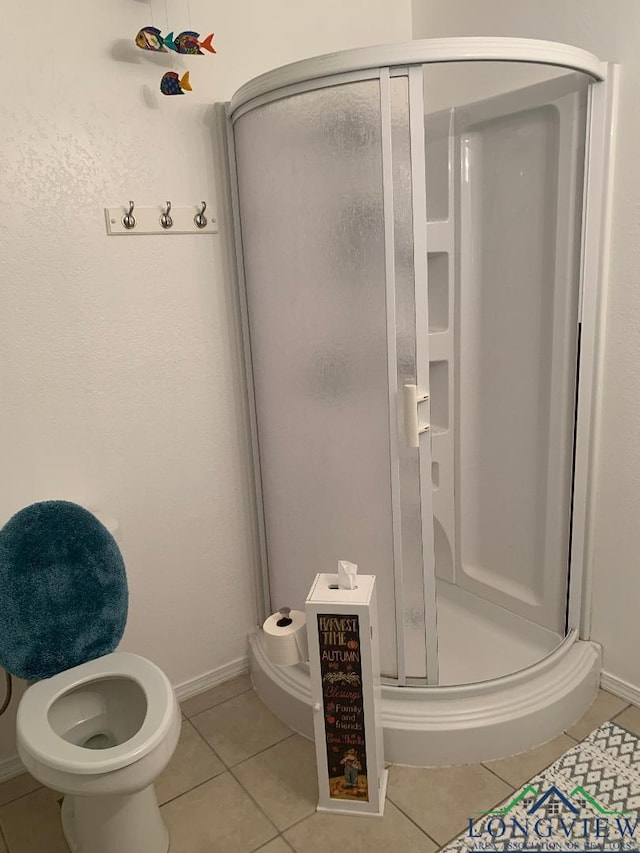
[0,657,250,784]
[600,670,640,707]
[174,656,249,702]
[0,755,25,784]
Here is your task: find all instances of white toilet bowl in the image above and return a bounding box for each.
[16,651,181,853]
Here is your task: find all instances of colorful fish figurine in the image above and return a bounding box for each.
[160,70,192,96]
[135,26,167,52]
[164,31,215,55]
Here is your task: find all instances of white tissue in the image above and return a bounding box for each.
[338,560,358,590]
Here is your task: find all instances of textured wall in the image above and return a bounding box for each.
[0,0,411,766]
[412,1,640,690]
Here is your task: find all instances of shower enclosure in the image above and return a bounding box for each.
[226,39,616,764]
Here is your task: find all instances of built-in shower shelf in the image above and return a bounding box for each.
[427,247,450,335]
[426,334,450,362]
[426,220,453,253]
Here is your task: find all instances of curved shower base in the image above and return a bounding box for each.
[250,631,600,766]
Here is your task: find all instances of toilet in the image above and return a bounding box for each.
[0,501,182,853]
[17,652,181,853]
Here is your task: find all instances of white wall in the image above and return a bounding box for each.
[412,1,640,692]
[0,0,411,766]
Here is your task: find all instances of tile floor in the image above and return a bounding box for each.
[0,678,632,853]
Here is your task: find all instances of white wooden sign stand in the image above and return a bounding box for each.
[305,568,387,816]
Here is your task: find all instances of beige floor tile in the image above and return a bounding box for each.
[387,763,512,845]
[161,771,277,853]
[612,703,640,736]
[566,689,629,740]
[233,734,318,830]
[484,733,577,788]
[284,801,436,853]
[0,773,40,808]
[0,786,69,852]
[255,839,293,853]
[191,690,293,766]
[155,719,225,805]
[182,674,252,718]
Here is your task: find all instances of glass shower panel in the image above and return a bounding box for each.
[233,81,399,677]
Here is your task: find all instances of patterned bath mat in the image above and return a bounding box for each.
[443,722,640,853]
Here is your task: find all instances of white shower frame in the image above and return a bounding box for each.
[227,38,618,764]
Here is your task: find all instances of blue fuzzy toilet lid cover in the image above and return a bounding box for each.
[0,501,128,680]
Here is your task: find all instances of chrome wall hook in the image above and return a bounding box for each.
[160,201,173,229]
[122,200,136,230]
[194,201,208,229]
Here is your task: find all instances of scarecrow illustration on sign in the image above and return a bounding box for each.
[340,748,362,788]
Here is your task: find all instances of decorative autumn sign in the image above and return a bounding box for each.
[317,614,369,802]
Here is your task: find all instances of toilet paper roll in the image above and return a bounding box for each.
[262,609,308,666]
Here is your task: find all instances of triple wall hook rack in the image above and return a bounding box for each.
[105,200,218,236]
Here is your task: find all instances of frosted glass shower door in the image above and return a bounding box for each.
[232,75,435,681]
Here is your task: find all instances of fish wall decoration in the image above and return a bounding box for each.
[134,18,217,98]
[135,27,216,56]
[135,26,168,52]
[160,70,192,95]
[164,31,216,54]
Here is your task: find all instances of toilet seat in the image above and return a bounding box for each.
[17,652,176,775]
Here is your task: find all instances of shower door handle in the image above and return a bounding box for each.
[402,384,430,448]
